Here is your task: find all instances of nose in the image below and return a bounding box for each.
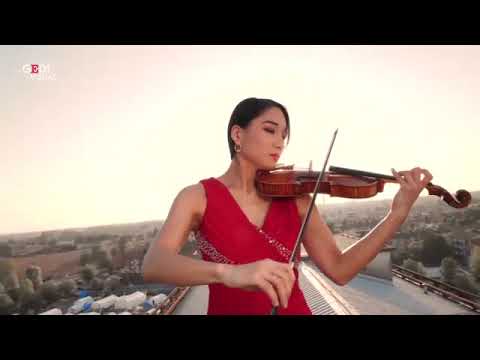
[274,140,285,152]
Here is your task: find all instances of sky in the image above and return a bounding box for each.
[1,45,479,235]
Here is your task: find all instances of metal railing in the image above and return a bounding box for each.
[392,265,480,313]
[153,286,191,315]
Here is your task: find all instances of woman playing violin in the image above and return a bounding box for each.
[142,97,433,315]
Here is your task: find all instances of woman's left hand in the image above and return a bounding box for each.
[390,167,433,220]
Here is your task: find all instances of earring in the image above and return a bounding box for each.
[234,144,241,153]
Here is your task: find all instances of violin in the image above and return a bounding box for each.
[255,163,472,209]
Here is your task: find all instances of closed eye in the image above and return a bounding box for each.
[264,128,287,141]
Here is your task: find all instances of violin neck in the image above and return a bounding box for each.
[328,166,434,186]
[329,166,396,181]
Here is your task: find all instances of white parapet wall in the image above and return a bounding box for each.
[92,295,119,311]
[39,308,62,315]
[115,291,146,310]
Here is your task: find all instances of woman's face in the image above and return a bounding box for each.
[233,106,288,169]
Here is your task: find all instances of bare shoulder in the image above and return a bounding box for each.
[174,182,206,230]
[145,183,206,256]
[177,182,205,201]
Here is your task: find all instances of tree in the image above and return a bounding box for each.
[119,237,128,255]
[0,293,15,315]
[91,244,102,254]
[452,273,478,295]
[47,239,57,248]
[441,257,457,284]
[58,279,76,297]
[17,278,35,311]
[39,282,60,303]
[407,241,423,262]
[91,248,107,262]
[25,265,43,291]
[472,253,480,282]
[392,248,409,266]
[326,221,337,233]
[80,265,96,284]
[98,257,113,272]
[7,287,22,305]
[402,258,426,275]
[0,259,15,282]
[74,235,84,246]
[90,277,104,291]
[26,293,45,313]
[35,233,46,245]
[421,233,453,267]
[90,248,113,271]
[80,252,91,266]
[20,278,34,295]
[0,259,19,290]
[118,237,128,266]
[104,275,121,292]
[0,243,13,257]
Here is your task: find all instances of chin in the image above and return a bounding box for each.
[259,162,277,171]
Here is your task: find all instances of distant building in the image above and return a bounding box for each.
[57,240,76,249]
[59,230,83,242]
[470,238,480,269]
[423,266,442,279]
[451,238,470,264]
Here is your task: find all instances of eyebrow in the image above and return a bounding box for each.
[263,120,279,127]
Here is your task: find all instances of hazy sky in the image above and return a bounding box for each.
[1,45,479,235]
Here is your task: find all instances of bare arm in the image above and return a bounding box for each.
[299,167,433,286]
[142,184,224,286]
[299,195,404,285]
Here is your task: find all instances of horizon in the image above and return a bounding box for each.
[2,190,478,238]
[2,46,479,235]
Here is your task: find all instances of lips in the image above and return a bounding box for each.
[270,154,279,161]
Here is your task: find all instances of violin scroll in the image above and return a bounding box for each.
[426,184,472,209]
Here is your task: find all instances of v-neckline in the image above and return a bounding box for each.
[212,177,273,231]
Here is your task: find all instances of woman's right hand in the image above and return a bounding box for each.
[218,259,296,309]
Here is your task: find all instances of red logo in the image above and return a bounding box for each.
[22,63,55,80]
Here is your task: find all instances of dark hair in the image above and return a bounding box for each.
[227,97,290,159]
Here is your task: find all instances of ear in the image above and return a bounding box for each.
[230,125,243,145]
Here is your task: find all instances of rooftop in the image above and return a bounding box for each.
[174,260,477,315]
[302,260,475,315]
[173,233,478,315]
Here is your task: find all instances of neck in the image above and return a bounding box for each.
[221,155,259,198]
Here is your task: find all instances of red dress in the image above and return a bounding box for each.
[195,177,312,315]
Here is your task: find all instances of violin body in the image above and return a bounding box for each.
[256,168,386,199]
